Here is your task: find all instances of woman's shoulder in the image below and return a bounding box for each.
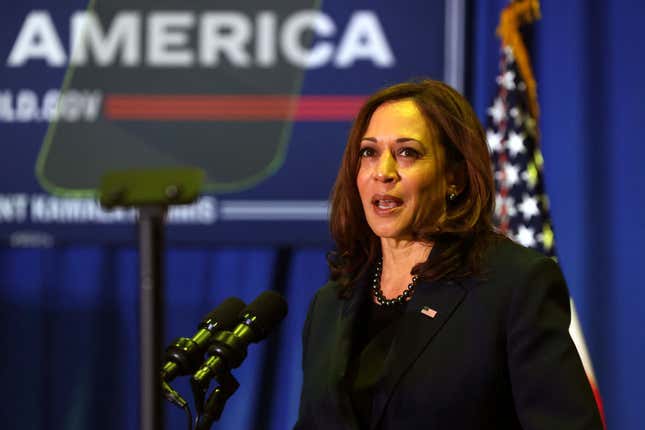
[310,279,348,306]
[483,234,557,274]
[301,280,350,337]
[306,274,367,318]
[313,279,341,299]
[471,236,570,323]
[474,235,565,295]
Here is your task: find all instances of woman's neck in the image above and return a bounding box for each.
[378,238,433,298]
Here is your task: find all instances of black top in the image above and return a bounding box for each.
[345,300,406,429]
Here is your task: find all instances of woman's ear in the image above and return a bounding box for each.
[446,160,467,197]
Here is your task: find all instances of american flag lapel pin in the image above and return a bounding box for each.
[420,306,438,318]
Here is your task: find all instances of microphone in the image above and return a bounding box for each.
[191,290,288,388]
[161,297,246,382]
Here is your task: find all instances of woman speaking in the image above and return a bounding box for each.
[294,80,603,429]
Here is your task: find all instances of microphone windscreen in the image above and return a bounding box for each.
[200,297,246,332]
[244,290,288,338]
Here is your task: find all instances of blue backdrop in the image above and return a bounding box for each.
[1,1,644,429]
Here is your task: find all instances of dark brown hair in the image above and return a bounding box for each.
[328,79,498,297]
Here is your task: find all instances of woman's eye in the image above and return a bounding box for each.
[398,147,420,158]
[359,147,375,157]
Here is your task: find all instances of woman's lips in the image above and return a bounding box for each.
[371,194,403,214]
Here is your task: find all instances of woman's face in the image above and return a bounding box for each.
[356,98,446,241]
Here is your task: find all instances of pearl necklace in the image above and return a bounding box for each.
[371,259,418,306]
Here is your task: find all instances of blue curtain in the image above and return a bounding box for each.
[0,246,328,429]
[533,2,645,427]
[2,1,644,428]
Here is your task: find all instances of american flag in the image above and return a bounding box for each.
[420,306,437,319]
[486,46,554,256]
[486,4,605,426]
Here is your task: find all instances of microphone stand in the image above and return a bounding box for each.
[192,370,240,430]
[138,205,166,430]
[100,168,204,430]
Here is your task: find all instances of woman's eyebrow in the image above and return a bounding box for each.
[395,137,422,144]
[359,137,422,143]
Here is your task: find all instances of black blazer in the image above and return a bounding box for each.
[294,239,603,429]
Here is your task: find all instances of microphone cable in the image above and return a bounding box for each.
[183,402,194,430]
[162,380,194,430]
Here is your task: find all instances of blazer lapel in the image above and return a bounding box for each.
[328,279,368,430]
[329,289,363,384]
[370,278,469,430]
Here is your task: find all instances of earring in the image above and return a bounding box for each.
[448,185,458,201]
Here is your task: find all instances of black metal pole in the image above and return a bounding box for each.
[99,167,204,430]
[138,206,166,430]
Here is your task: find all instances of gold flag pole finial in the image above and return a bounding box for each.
[496,0,541,119]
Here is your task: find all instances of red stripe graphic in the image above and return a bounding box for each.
[103,95,367,121]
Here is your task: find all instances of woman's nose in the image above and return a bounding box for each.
[375,153,398,182]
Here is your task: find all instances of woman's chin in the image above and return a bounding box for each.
[367,223,409,241]
[365,210,412,239]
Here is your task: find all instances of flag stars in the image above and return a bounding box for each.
[487,97,506,124]
[506,164,520,186]
[487,129,503,154]
[507,131,526,157]
[495,195,517,218]
[515,225,537,248]
[488,46,557,258]
[518,194,540,221]
[510,107,525,128]
[496,163,521,188]
[497,70,516,90]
